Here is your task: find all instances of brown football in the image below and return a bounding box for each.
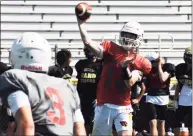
[75,2,92,21]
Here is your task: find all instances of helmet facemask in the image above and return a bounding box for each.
[184,52,192,65]
[119,32,141,53]
[184,46,192,65]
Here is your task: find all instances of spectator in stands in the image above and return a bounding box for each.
[173,46,192,136]
[48,49,73,79]
[75,48,103,136]
[145,52,175,136]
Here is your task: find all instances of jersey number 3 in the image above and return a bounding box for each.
[46,87,66,125]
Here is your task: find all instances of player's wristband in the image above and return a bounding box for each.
[123,67,132,80]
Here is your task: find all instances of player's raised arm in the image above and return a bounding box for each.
[75,2,104,58]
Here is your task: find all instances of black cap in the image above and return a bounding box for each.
[0,62,9,75]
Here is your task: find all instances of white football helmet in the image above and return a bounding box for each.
[145,52,159,62]
[10,32,51,73]
[119,21,144,53]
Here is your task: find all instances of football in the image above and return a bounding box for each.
[75,2,92,21]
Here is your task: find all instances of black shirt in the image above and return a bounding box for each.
[175,63,192,89]
[75,59,103,102]
[48,64,73,78]
[147,63,175,96]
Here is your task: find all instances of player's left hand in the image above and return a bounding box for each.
[157,57,165,66]
[6,122,16,136]
[132,98,140,104]
[157,57,161,66]
[132,70,143,82]
[120,55,137,68]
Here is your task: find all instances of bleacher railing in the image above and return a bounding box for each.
[0,42,188,63]
[0,41,186,87]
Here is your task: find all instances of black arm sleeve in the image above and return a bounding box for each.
[48,66,55,76]
[75,60,81,73]
[75,60,82,79]
[122,67,132,80]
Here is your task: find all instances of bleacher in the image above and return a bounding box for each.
[1,0,192,73]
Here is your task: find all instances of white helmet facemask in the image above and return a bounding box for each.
[119,21,144,53]
[10,32,51,73]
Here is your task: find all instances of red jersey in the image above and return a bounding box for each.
[147,63,176,89]
[97,41,152,106]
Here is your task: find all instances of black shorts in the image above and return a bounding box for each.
[132,104,140,130]
[81,100,95,131]
[81,106,94,125]
[146,102,167,121]
[172,105,192,128]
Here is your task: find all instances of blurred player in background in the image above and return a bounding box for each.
[173,46,192,136]
[145,52,175,136]
[76,10,152,135]
[48,49,73,79]
[75,48,103,135]
[130,81,147,136]
[0,62,15,136]
[0,32,86,136]
[0,62,10,75]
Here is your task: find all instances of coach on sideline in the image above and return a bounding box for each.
[48,49,73,79]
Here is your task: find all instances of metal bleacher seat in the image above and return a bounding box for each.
[1,0,191,41]
[1,22,191,32]
[1,0,191,6]
[1,5,191,15]
[1,0,192,67]
[1,29,192,44]
[1,0,192,15]
[1,1,191,24]
[2,12,191,23]
[99,0,191,6]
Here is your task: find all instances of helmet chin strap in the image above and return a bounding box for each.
[122,44,139,54]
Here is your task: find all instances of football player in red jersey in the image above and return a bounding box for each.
[76,15,152,135]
